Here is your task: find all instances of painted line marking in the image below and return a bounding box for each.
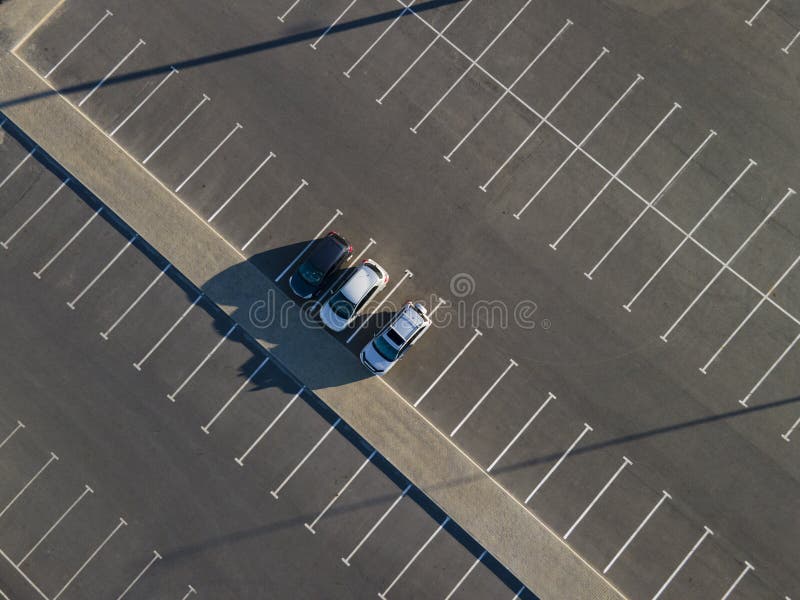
[0,146,37,191]
[67,234,137,310]
[203,355,270,434]
[241,179,308,251]
[181,585,197,600]
[782,414,800,442]
[175,122,242,193]
[275,209,343,282]
[511,585,526,599]
[605,490,671,573]
[651,526,713,600]
[415,329,482,407]
[376,0,474,105]
[488,392,555,472]
[742,330,800,407]
[33,206,102,279]
[341,483,412,566]
[235,386,304,466]
[451,358,517,437]
[133,293,202,371]
[623,159,756,312]
[305,450,376,534]
[115,550,161,600]
[585,128,716,278]
[168,323,236,401]
[78,39,146,107]
[2,178,70,250]
[44,9,113,79]
[0,546,49,600]
[310,0,360,49]
[346,269,413,344]
[344,1,417,78]
[525,423,592,503]
[549,101,680,250]
[278,0,302,22]
[271,418,341,499]
[720,561,754,600]
[101,264,170,339]
[143,94,210,165]
[481,47,609,193]
[411,0,537,133]
[564,456,632,539]
[0,452,58,520]
[782,30,800,53]
[0,421,25,450]
[443,550,486,600]
[110,66,178,137]
[745,0,771,26]
[53,517,127,600]
[445,19,571,162]
[514,74,641,219]
[378,516,450,599]
[208,152,276,223]
[661,187,794,341]
[312,238,377,310]
[18,484,93,567]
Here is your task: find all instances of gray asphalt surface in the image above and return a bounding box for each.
[3,0,800,598]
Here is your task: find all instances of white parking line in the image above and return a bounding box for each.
[660,187,794,342]
[275,209,343,282]
[0,146,37,192]
[525,423,592,504]
[133,293,203,371]
[342,483,413,566]
[313,238,377,310]
[180,585,197,600]
[2,178,70,250]
[514,74,643,219]
[378,516,450,599]
[450,358,517,437]
[550,101,681,250]
[167,323,237,401]
[175,122,242,193]
[67,234,138,310]
[344,2,417,78]
[346,269,413,344]
[623,159,757,312]
[487,392,555,473]
[143,94,211,165]
[481,47,609,193]
[563,456,632,540]
[652,526,713,600]
[415,329,482,407]
[720,561,754,600]
[0,546,49,600]
[110,67,179,137]
[511,585,526,599]
[44,9,113,79]
[277,0,302,22]
[235,386,305,466]
[782,30,800,54]
[53,517,127,600]
[208,152,277,223]
[311,0,360,50]
[0,420,25,450]
[33,206,102,279]
[116,550,161,600]
[604,490,671,573]
[701,251,800,376]
[584,128,716,277]
[270,418,341,499]
[78,39,146,107]
[101,263,171,340]
[742,330,800,407]
[444,19,571,162]
[241,179,309,251]
[0,452,58,520]
[745,0,771,26]
[202,355,270,434]
[411,0,538,134]
[376,0,474,105]
[18,484,93,567]
[783,414,800,442]
[444,550,486,600]
[305,450,376,534]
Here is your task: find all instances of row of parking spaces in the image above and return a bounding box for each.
[0,120,533,600]
[745,0,800,54]
[0,419,195,600]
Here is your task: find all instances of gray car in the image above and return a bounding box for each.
[319,260,389,332]
[360,302,431,374]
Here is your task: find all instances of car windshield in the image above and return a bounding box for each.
[373,334,402,362]
[329,291,355,319]
[298,260,323,284]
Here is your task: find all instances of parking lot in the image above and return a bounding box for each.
[4,0,800,598]
[0,122,532,599]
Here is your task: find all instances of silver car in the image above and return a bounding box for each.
[360,302,431,374]
[319,260,389,332]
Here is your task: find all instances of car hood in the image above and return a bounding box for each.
[320,301,349,331]
[289,272,318,299]
[361,341,392,374]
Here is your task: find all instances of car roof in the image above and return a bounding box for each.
[391,304,427,340]
[308,234,348,271]
[340,264,380,301]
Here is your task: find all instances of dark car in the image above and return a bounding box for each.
[288,232,352,299]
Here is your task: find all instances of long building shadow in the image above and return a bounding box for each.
[1,0,463,109]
